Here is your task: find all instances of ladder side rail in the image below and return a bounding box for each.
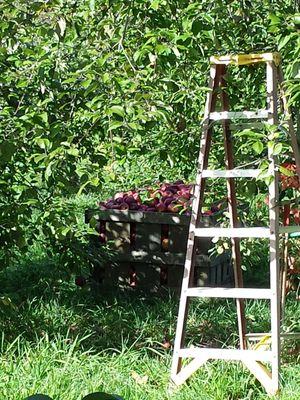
[171,64,221,379]
[220,64,246,350]
[266,60,281,394]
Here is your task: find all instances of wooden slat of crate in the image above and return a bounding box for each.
[90,210,190,225]
[106,222,130,253]
[135,223,161,252]
[167,265,210,289]
[134,263,161,291]
[167,265,184,288]
[116,251,212,266]
[103,262,131,288]
[223,254,233,283]
[210,252,233,285]
[86,208,220,226]
[169,225,189,253]
[103,262,119,286]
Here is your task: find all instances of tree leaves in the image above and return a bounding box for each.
[0,0,299,268]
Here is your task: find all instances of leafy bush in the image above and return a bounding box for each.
[1,0,299,267]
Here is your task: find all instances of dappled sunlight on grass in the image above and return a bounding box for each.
[0,256,299,399]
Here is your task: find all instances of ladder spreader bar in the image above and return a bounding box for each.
[210,52,281,66]
[202,169,262,178]
[177,348,273,362]
[185,287,272,299]
[194,227,270,238]
[209,110,269,121]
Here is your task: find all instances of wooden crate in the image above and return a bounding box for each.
[85,209,233,293]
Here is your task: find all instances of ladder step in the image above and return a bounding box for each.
[246,332,300,341]
[185,287,272,299]
[279,226,300,234]
[194,227,270,238]
[230,122,265,131]
[202,169,262,178]
[209,110,269,121]
[177,348,273,362]
[210,52,280,66]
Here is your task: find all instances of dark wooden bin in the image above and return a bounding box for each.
[85,209,233,293]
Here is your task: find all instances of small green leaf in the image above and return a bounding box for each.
[279,166,295,177]
[67,148,79,157]
[35,138,51,150]
[107,105,125,117]
[268,13,280,26]
[77,180,91,196]
[252,141,264,154]
[150,0,160,10]
[273,143,283,155]
[217,246,224,254]
[108,121,123,131]
[278,34,295,51]
[45,162,53,180]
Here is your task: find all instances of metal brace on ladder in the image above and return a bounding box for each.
[170,52,300,396]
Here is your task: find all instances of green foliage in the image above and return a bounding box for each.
[0,0,299,266]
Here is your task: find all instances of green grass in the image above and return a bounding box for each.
[0,255,299,400]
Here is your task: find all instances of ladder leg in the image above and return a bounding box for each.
[171,65,221,380]
[171,131,211,379]
[266,61,281,394]
[280,232,289,322]
[219,65,246,350]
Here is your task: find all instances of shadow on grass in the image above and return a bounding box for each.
[0,253,298,362]
[0,254,179,353]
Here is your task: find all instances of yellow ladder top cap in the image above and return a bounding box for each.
[210,52,281,66]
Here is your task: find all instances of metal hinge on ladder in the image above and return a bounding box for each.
[170,52,300,396]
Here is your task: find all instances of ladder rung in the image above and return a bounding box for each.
[230,122,265,131]
[185,287,272,299]
[246,332,300,341]
[209,110,269,121]
[194,227,270,238]
[279,226,300,234]
[202,169,262,178]
[177,348,273,362]
[245,332,300,342]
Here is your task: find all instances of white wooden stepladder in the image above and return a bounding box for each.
[170,53,300,396]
